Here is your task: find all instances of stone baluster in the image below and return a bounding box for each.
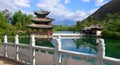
[97,38,105,65]
[15,35,19,61]
[55,36,62,65]
[4,35,8,57]
[30,34,35,65]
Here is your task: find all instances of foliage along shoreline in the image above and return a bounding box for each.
[0,9,120,59]
[1,9,120,39]
[76,13,120,39]
[0,9,77,36]
[0,9,33,36]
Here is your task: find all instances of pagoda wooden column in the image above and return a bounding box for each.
[43,29,47,35]
[47,29,53,35]
[31,29,34,34]
[37,29,40,35]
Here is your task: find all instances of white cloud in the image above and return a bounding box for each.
[37,0,66,11]
[82,0,108,6]
[14,0,31,7]
[37,0,69,20]
[95,0,106,6]
[0,0,31,12]
[65,0,71,4]
[0,0,16,11]
[0,0,99,25]
[61,39,76,49]
[82,0,90,2]
[65,10,88,21]
[21,10,33,15]
[36,0,88,24]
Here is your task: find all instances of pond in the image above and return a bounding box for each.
[53,31,120,59]
[51,31,119,65]
[3,31,119,65]
[15,31,120,59]
[52,31,97,54]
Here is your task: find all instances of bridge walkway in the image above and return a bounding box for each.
[0,56,26,65]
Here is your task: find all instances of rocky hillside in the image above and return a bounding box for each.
[90,0,120,20]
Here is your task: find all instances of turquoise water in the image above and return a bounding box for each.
[52,31,97,54]
[51,38,97,54]
[53,31,120,59]
[51,31,117,65]
[4,31,119,65]
[52,31,99,65]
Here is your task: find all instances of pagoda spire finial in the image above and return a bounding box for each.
[40,8,43,11]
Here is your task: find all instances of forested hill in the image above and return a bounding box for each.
[76,0,120,39]
[90,0,120,20]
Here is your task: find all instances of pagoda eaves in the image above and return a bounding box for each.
[28,10,54,36]
[31,18,54,22]
[34,11,50,15]
[28,24,53,29]
[34,11,50,18]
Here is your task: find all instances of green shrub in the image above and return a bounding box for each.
[102,30,120,39]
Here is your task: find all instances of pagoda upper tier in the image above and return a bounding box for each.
[34,11,50,18]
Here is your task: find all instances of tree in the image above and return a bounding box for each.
[101,13,120,39]
[12,10,23,25]
[0,11,15,35]
[26,14,33,24]
[12,10,33,31]
[2,9,12,23]
[73,37,98,52]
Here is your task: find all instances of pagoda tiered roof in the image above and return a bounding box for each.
[34,11,50,14]
[28,24,53,29]
[28,10,54,31]
[31,18,54,22]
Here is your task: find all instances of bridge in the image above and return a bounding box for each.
[0,34,120,65]
[0,56,26,65]
[34,33,83,39]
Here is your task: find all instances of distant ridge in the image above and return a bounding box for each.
[89,0,120,20]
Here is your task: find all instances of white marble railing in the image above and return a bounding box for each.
[0,34,120,65]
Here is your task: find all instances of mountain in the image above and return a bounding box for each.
[53,19,76,26]
[90,0,120,20]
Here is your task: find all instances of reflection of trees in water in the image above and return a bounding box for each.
[73,37,98,52]
[19,37,54,47]
[35,38,54,47]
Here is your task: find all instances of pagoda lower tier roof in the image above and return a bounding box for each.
[28,24,53,29]
[31,18,54,22]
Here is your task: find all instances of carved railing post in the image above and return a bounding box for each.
[30,35,35,65]
[97,38,105,65]
[55,36,62,65]
[15,35,19,61]
[4,35,8,57]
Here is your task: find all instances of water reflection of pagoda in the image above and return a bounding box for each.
[28,10,54,38]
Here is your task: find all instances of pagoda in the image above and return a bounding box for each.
[28,10,54,38]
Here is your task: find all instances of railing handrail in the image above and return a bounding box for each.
[104,57,120,64]
[2,41,120,62]
[0,33,82,39]
[0,34,120,65]
[59,49,96,59]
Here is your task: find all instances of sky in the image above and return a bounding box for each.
[0,0,111,25]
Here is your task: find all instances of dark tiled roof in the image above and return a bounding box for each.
[28,24,53,28]
[34,11,50,15]
[83,24,103,30]
[31,18,54,22]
